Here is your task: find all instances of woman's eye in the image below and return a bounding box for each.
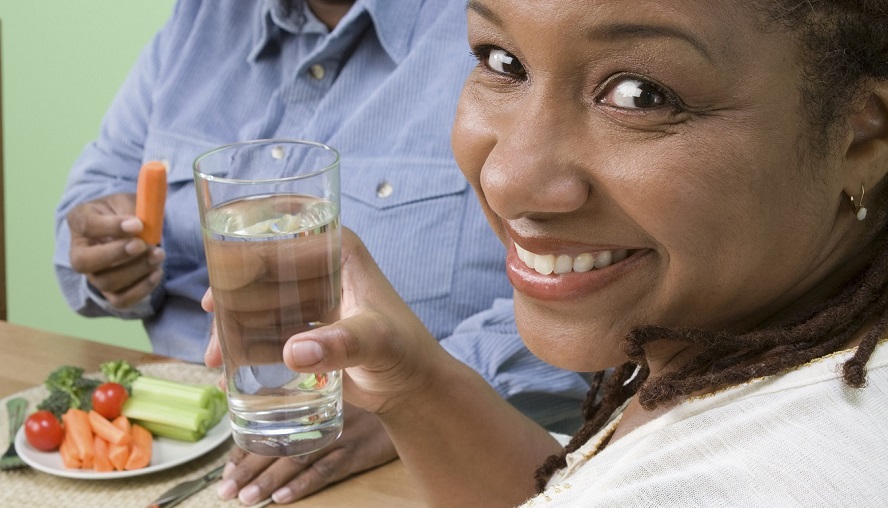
[600,77,670,109]
[483,48,527,79]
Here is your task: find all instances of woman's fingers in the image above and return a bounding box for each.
[217,405,397,505]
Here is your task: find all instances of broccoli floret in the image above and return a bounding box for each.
[74,377,102,411]
[100,360,142,390]
[36,390,70,421]
[42,365,103,413]
[44,365,87,410]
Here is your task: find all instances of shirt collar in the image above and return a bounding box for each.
[249,0,425,64]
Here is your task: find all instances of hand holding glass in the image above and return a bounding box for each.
[194,139,342,456]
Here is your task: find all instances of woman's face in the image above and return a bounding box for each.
[453,0,858,371]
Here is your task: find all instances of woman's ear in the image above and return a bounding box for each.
[843,82,888,195]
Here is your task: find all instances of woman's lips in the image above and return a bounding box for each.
[506,241,651,301]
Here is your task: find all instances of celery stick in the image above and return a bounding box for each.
[289,430,322,441]
[122,397,212,433]
[207,389,228,427]
[136,420,205,442]
[131,376,216,408]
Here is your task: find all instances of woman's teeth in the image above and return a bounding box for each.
[515,243,629,275]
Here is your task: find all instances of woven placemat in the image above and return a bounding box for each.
[0,363,238,508]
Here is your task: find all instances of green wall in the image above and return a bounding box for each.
[0,1,176,350]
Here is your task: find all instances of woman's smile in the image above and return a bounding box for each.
[507,237,651,301]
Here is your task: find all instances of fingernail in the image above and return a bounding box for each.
[120,217,141,232]
[217,479,238,500]
[290,340,323,366]
[272,486,293,504]
[148,248,166,265]
[239,484,261,505]
[124,239,146,255]
[222,461,236,478]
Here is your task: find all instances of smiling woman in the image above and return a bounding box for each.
[273,0,888,507]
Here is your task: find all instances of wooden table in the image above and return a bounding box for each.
[0,321,424,507]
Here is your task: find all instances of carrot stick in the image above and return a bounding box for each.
[88,410,131,446]
[135,160,168,245]
[123,424,152,470]
[111,414,132,434]
[92,435,114,472]
[63,408,95,465]
[109,415,132,471]
[59,431,81,469]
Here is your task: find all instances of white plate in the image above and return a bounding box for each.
[15,419,231,480]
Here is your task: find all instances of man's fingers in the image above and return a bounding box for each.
[92,268,163,308]
[69,236,145,273]
[67,201,141,239]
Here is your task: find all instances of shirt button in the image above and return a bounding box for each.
[309,64,326,80]
[376,182,394,199]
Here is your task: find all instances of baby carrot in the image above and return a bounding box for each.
[63,408,95,466]
[123,424,152,470]
[135,160,168,245]
[88,410,131,446]
[92,435,114,472]
[59,431,81,469]
[108,415,132,471]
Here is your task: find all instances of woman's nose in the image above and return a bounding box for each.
[480,99,590,220]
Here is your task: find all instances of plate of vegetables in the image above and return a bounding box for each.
[15,361,231,479]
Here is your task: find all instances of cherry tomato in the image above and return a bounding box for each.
[91,382,129,420]
[24,410,64,452]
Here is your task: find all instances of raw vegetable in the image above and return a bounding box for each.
[91,382,129,420]
[55,409,153,472]
[59,432,80,468]
[41,366,101,416]
[136,421,204,443]
[122,396,213,434]
[99,360,142,390]
[62,409,95,467]
[108,416,132,471]
[36,390,75,421]
[87,410,131,446]
[23,410,64,451]
[123,424,152,470]
[37,360,138,420]
[92,436,114,472]
[122,376,227,441]
[135,160,168,245]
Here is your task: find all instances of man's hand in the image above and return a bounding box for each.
[216,404,397,505]
[67,193,165,308]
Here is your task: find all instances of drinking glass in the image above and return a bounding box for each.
[193,139,342,456]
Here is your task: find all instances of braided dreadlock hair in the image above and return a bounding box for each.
[534,0,888,493]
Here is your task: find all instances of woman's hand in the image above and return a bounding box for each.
[204,228,442,411]
[281,228,443,414]
[202,228,445,503]
[216,403,397,504]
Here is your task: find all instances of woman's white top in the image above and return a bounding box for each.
[521,342,888,507]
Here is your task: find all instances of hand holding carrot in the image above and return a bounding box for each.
[66,162,168,309]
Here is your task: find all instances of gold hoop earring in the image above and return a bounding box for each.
[849,184,868,221]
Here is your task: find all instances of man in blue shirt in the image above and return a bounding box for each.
[54,0,591,504]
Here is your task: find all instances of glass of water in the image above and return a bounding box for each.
[193,139,342,456]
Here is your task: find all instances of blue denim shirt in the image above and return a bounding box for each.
[54,0,590,430]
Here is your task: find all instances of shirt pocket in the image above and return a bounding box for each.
[142,131,221,275]
[340,158,470,303]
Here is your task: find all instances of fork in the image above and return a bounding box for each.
[0,397,28,470]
